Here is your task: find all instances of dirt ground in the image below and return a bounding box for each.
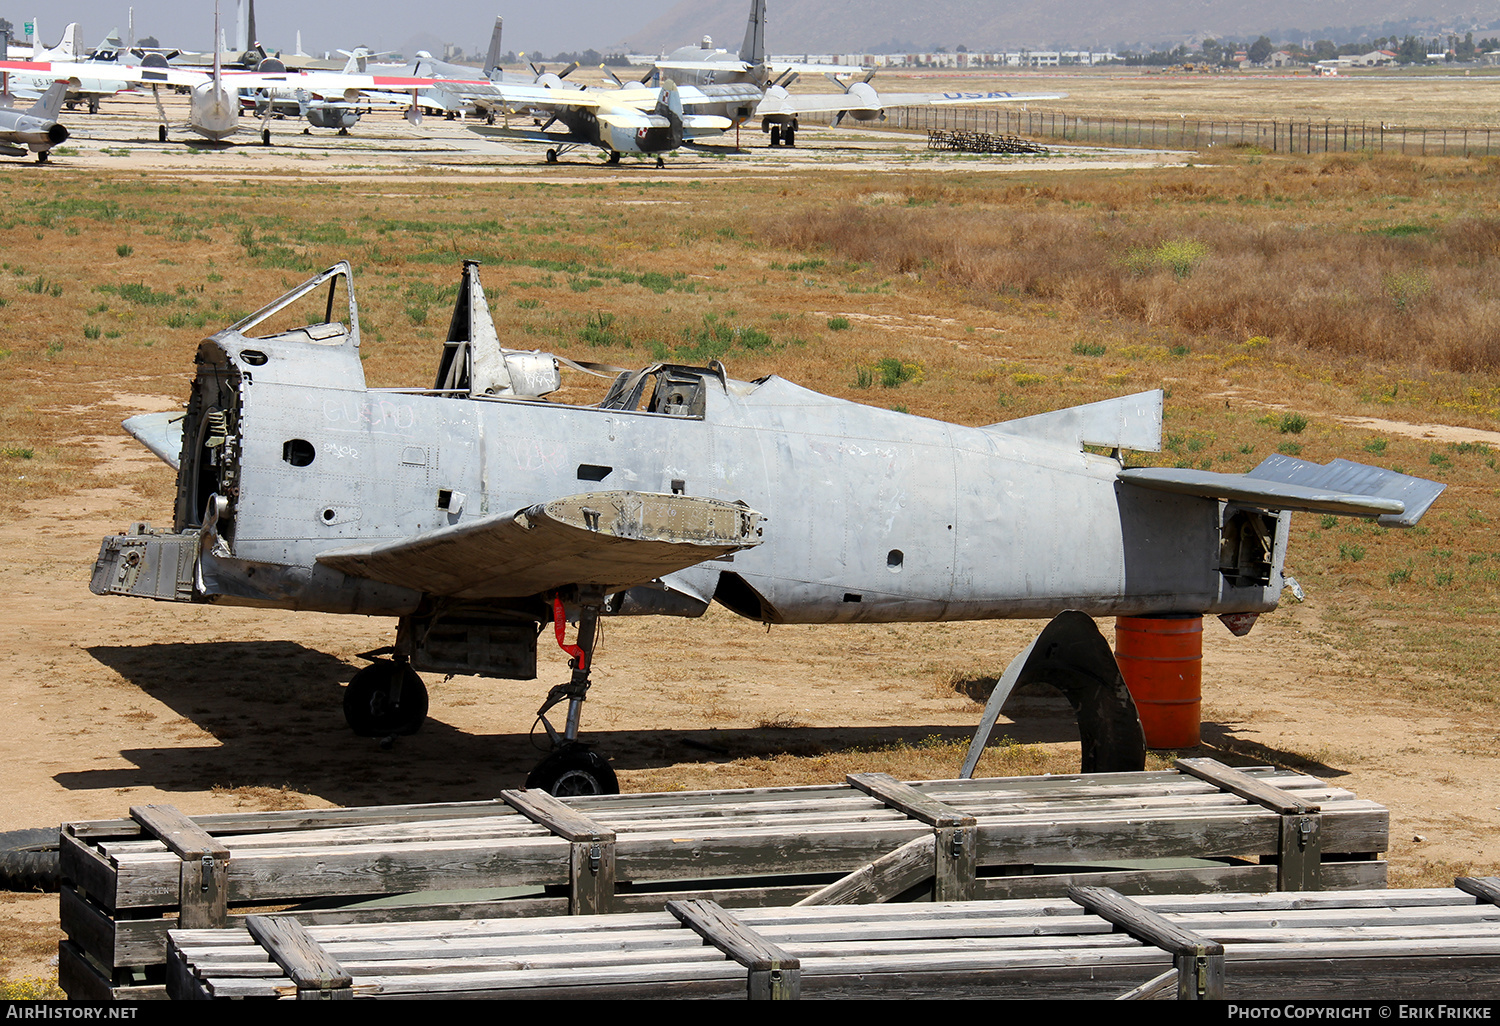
[5,73,1500,987]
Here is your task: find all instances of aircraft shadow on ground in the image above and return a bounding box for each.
[70,642,1103,806]
[76,643,1343,807]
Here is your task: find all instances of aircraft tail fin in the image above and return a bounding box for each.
[738,0,766,64]
[58,22,80,58]
[434,259,512,397]
[655,79,684,120]
[236,0,257,53]
[27,81,68,121]
[985,390,1163,452]
[213,2,223,86]
[483,17,503,78]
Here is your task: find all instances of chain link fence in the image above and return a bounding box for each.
[824,105,1500,156]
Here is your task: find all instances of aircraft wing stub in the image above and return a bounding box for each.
[122,412,184,471]
[316,491,763,600]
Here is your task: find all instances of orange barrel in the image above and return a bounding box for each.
[1114,615,1203,749]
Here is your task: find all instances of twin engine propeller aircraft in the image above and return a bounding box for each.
[94,260,1444,794]
[463,79,730,166]
[0,80,69,161]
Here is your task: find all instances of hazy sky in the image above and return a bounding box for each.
[7,1,685,59]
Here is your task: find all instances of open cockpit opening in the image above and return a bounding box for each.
[229,262,358,348]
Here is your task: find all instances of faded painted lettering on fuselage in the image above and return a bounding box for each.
[509,437,568,473]
[941,91,1016,100]
[321,395,419,433]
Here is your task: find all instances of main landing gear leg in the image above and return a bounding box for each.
[528,591,619,796]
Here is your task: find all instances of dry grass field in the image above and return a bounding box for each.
[885,66,1500,128]
[2,69,1500,991]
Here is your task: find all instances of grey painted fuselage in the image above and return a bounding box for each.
[125,265,1280,628]
[99,261,1443,693]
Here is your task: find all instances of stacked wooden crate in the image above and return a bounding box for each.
[58,758,1388,999]
[166,882,1500,1000]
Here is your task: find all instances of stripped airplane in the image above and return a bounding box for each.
[93,260,1444,795]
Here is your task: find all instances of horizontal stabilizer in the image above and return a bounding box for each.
[596,109,656,130]
[122,411,184,470]
[317,491,762,600]
[681,114,732,132]
[1118,455,1443,523]
[985,390,1163,452]
[1246,455,1445,527]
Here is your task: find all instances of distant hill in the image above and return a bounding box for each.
[618,0,1500,54]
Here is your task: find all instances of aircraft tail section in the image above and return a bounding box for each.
[237,0,257,53]
[26,81,68,121]
[655,79,685,120]
[212,4,225,90]
[483,17,503,78]
[738,0,766,64]
[56,22,81,58]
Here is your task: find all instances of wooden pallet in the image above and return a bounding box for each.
[166,880,1500,1000]
[58,758,1387,999]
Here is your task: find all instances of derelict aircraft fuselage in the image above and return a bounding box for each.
[94,261,1442,792]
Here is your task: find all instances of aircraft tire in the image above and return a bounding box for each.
[526,745,619,797]
[546,149,558,164]
[343,661,428,737]
[769,125,781,146]
[158,125,167,143]
[261,128,272,147]
[784,128,795,147]
[0,828,60,892]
